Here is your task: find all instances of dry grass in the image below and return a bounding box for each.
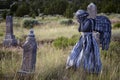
[0,15,120,80]
[14,21,79,40]
[0,42,120,80]
[112,29,120,41]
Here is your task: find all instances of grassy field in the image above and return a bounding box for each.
[0,14,120,80]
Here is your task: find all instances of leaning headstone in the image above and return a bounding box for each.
[87,3,100,45]
[87,3,97,19]
[18,29,37,74]
[3,16,17,47]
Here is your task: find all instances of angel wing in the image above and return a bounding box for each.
[94,15,111,50]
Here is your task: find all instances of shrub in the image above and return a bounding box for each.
[53,35,79,49]
[113,22,120,29]
[53,37,69,49]
[22,18,39,28]
[60,19,74,25]
[68,35,79,46]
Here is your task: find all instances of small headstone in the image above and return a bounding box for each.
[18,29,37,74]
[87,3,100,45]
[87,3,97,19]
[3,16,17,47]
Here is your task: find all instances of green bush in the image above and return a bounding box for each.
[53,35,79,49]
[68,35,79,46]
[113,22,120,29]
[22,18,39,28]
[60,19,74,25]
[53,37,69,49]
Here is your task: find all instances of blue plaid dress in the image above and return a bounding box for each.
[66,19,102,73]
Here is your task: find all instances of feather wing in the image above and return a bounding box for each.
[94,16,111,50]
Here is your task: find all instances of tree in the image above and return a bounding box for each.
[64,5,74,18]
[16,2,30,17]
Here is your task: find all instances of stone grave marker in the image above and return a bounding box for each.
[18,29,37,74]
[3,16,17,47]
[87,3,100,45]
[87,3,97,19]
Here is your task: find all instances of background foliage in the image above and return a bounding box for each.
[0,0,120,18]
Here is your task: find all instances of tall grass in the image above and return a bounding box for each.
[112,29,120,41]
[13,20,79,42]
[0,41,120,80]
[0,47,22,79]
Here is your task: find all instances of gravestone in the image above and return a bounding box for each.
[3,16,17,47]
[87,3,100,45]
[87,3,97,19]
[18,29,37,73]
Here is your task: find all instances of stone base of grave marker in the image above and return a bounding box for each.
[87,3,100,46]
[17,71,34,80]
[3,34,17,47]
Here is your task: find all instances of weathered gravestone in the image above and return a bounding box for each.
[3,16,17,47]
[18,29,37,74]
[87,3,111,50]
[17,29,37,79]
[87,3,97,19]
[87,3,100,45]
